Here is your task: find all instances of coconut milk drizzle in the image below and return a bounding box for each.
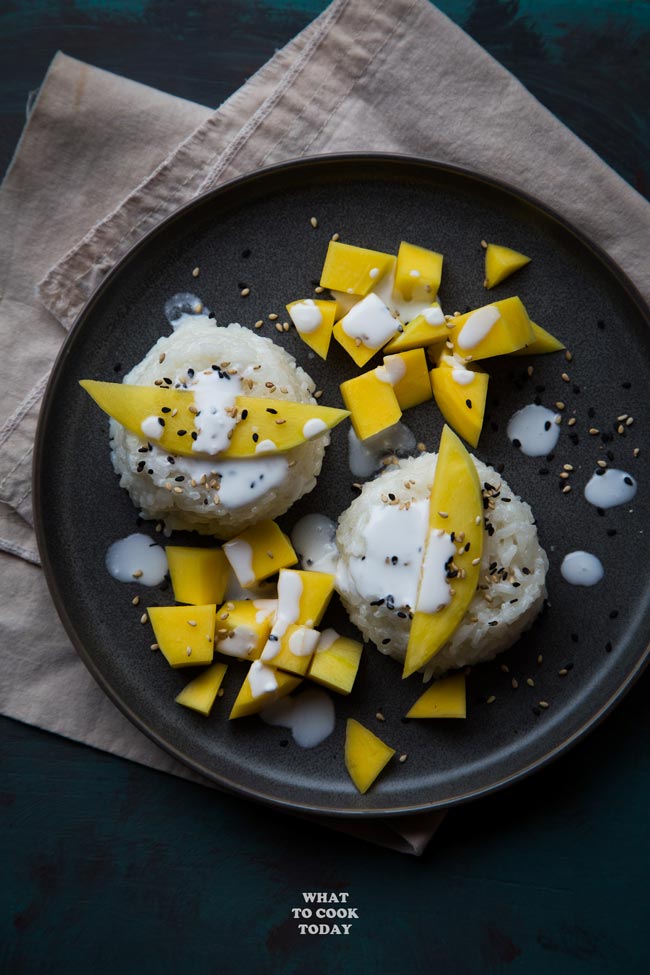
[291,514,339,573]
[260,688,335,748]
[105,533,168,585]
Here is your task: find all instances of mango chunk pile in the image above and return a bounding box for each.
[283,237,563,449]
[144,520,364,724]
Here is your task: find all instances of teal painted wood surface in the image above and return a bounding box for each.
[1,2,649,973]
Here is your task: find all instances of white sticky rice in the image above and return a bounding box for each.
[335,452,548,680]
[110,316,326,537]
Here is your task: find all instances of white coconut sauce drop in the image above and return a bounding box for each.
[106,533,168,585]
[584,469,637,509]
[507,404,561,457]
[560,551,604,586]
[347,422,417,478]
[456,305,500,349]
[260,688,335,748]
[289,299,323,334]
[164,293,209,327]
[291,514,338,573]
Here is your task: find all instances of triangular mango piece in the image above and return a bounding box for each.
[430,364,489,448]
[394,241,443,302]
[403,426,483,678]
[175,662,228,716]
[383,303,448,353]
[344,719,395,794]
[229,664,301,719]
[80,380,348,458]
[286,299,337,359]
[510,321,565,356]
[484,243,531,289]
[406,673,466,718]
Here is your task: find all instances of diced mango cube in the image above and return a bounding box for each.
[223,520,298,587]
[320,241,394,296]
[340,370,402,440]
[229,663,301,719]
[484,243,531,289]
[510,321,565,356]
[430,364,489,448]
[148,604,216,668]
[344,719,395,794]
[333,293,400,367]
[383,303,448,353]
[447,296,534,361]
[275,568,335,627]
[165,546,229,605]
[394,241,443,302]
[286,299,337,360]
[214,599,276,660]
[175,662,228,716]
[262,624,320,677]
[406,673,466,718]
[378,349,432,410]
[307,629,363,695]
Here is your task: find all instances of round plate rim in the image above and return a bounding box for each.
[33,151,650,819]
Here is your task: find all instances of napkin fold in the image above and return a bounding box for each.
[1,0,649,855]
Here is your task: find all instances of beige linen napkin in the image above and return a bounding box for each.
[1,0,649,855]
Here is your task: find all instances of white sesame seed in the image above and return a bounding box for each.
[240,287,250,297]
[131,596,140,606]
[399,754,408,763]
[140,613,148,625]
[310,216,318,228]
[192,267,200,278]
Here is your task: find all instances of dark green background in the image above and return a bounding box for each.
[1,2,649,973]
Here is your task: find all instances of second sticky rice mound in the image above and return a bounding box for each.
[335,452,548,680]
[110,316,326,538]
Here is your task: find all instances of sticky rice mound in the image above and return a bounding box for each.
[110,316,326,538]
[335,452,548,680]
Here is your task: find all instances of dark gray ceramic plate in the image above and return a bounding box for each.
[34,154,650,817]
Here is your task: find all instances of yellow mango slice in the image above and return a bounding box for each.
[80,381,348,458]
[223,520,297,587]
[403,426,483,678]
[165,547,229,605]
[510,321,565,356]
[406,673,466,718]
[378,349,432,410]
[214,599,276,660]
[345,719,395,794]
[332,293,401,367]
[263,623,320,677]
[148,604,216,668]
[175,662,228,716]
[229,664,301,719]
[430,364,489,448]
[320,241,394,296]
[286,299,337,360]
[394,241,443,302]
[446,297,534,361]
[276,568,335,627]
[484,243,531,289]
[307,630,363,695]
[383,303,448,353]
[340,370,402,440]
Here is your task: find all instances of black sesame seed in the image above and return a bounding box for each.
[138,446,148,454]
[266,408,278,415]
[241,249,251,258]
[397,611,407,619]
[588,407,596,418]
[161,407,171,414]
[605,641,613,652]
[252,433,259,443]
[607,529,617,537]
[177,430,187,437]
[512,438,521,449]
[167,456,175,464]
[382,638,391,645]
[188,368,195,377]
[163,378,172,385]
[241,409,248,420]
[391,556,399,565]
[269,634,279,642]
[147,469,154,475]
[191,431,197,440]
[544,421,551,431]
[174,475,184,482]
[624,476,634,486]
[595,468,605,476]
[136,461,145,472]
[522,567,531,575]
[388,493,396,501]
[539,468,549,476]
[609,610,619,619]
[466,399,472,409]
[512,582,521,588]
[622,381,631,390]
